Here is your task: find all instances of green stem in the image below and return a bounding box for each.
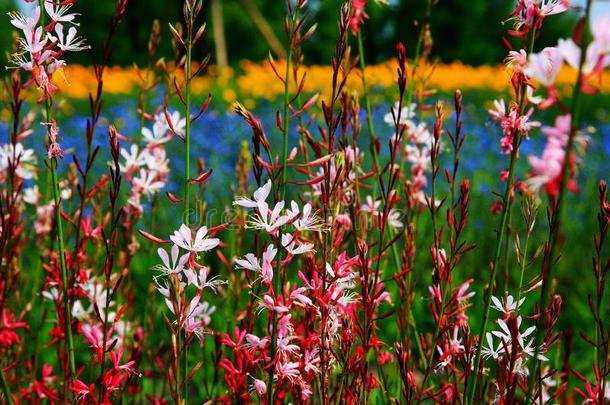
[184,37,193,227]
[178,9,195,404]
[50,157,77,381]
[267,25,294,405]
[357,31,380,202]
[526,1,593,401]
[516,228,531,306]
[37,0,76,394]
[0,368,12,405]
[465,23,538,405]
[465,146,519,404]
[358,21,427,373]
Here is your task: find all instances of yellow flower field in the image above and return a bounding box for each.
[54,60,610,102]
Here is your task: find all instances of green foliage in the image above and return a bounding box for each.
[1,0,17,68]
[66,0,579,67]
[0,0,581,69]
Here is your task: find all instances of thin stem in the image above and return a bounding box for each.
[465,23,538,404]
[465,145,519,404]
[37,0,76,395]
[184,31,193,226]
[357,31,380,202]
[516,223,532,306]
[267,20,294,405]
[178,7,195,404]
[0,368,12,405]
[527,0,593,400]
[50,157,77,380]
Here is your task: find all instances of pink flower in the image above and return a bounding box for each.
[132,169,165,198]
[245,333,269,350]
[527,114,582,197]
[275,361,301,382]
[593,15,610,53]
[455,279,475,302]
[505,49,528,73]
[155,245,189,276]
[350,0,368,36]
[170,224,220,253]
[9,6,40,33]
[509,0,570,36]
[557,38,602,75]
[499,105,541,154]
[251,378,267,395]
[258,294,289,314]
[526,46,562,86]
[235,244,276,283]
[488,99,507,122]
[71,379,96,404]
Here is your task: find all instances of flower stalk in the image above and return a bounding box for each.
[465,23,539,405]
[527,0,594,398]
[267,6,296,402]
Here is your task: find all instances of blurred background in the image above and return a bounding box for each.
[3,0,605,68]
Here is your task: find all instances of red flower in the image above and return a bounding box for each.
[350,0,368,35]
[0,309,28,347]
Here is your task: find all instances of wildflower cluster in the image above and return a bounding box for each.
[2,0,610,404]
[9,1,89,102]
[119,111,181,216]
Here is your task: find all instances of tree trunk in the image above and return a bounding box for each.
[240,0,286,59]
[211,0,228,70]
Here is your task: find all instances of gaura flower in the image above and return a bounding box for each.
[170,224,220,253]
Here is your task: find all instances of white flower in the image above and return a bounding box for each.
[482,332,503,360]
[491,294,525,315]
[23,186,40,205]
[361,195,381,215]
[132,169,165,198]
[384,102,416,126]
[119,144,149,172]
[48,24,89,52]
[9,7,40,33]
[20,26,48,53]
[145,147,170,176]
[525,47,562,86]
[557,38,609,75]
[42,285,61,301]
[492,317,537,353]
[405,144,431,173]
[235,253,261,272]
[0,143,37,180]
[142,123,171,145]
[233,179,272,209]
[409,122,433,146]
[170,224,220,253]
[44,1,79,24]
[593,15,610,54]
[247,200,291,233]
[235,245,276,283]
[388,209,403,229]
[156,111,186,139]
[281,233,314,255]
[184,267,226,292]
[154,245,189,276]
[292,202,326,231]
